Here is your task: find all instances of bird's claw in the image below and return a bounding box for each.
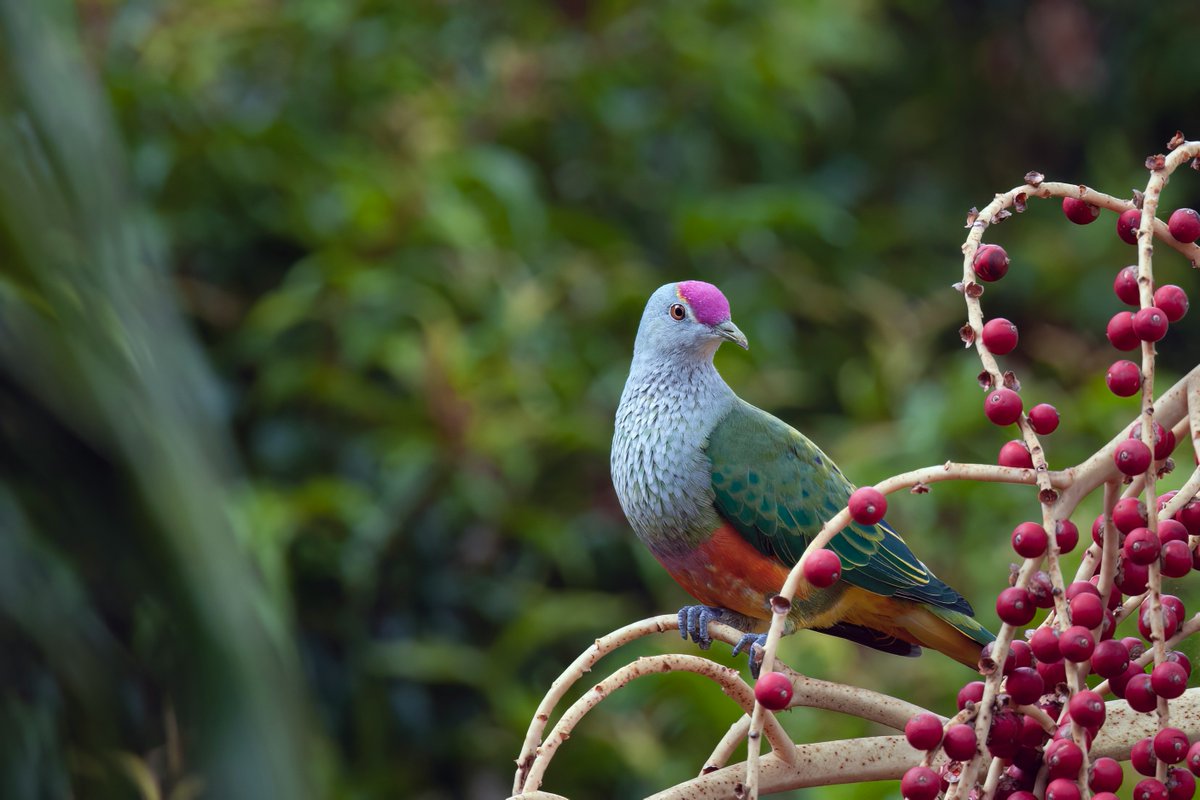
[677,605,724,651]
[732,633,769,678]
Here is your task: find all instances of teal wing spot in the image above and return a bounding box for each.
[705,400,975,616]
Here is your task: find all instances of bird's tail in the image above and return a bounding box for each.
[897,604,995,669]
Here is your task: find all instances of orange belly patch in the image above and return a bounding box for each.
[654,523,794,621]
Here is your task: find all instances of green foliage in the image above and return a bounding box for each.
[1,1,1199,798]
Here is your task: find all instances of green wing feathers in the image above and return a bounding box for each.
[706,401,979,619]
[928,606,995,648]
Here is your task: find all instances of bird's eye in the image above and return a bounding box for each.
[669,303,686,321]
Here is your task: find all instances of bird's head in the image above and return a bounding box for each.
[632,281,749,360]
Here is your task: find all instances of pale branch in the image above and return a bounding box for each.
[1138,144,1171,778]
[651,734,936,800]
[775,665,937,730]
[980,756,1005,798]
[699,665,937,773]
[629,690,1200,800]
[1191,374,1200,463]
[1092,686,1200,762]
[1015,703,1057,734]
[519,653,794,793]
[513,615,944,793]
[705,717,751,774]
[513,615,682,793]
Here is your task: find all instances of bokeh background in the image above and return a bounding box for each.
[2,1,1200,798]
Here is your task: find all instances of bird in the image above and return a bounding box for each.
[610,280,994,674]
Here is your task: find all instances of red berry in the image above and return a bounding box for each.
[1160,518,1189,543]
[1126,673,1159,712]
[1111,663,1144,698]
[848,486,886,525]
[1115,265,1143,304]
[1153,661,1189,700]
[900,765,940,800]
[1134,306,1170,341]
[905,712,944,751]
[1155,285,1190,322]
[973,244,1010,282]
[1069,592,1104,629]
[1125,527,1162,565]
[1163,595,1186,619]
[985,388,1023,425]
[1059,625,1095,662]
[983,317,1019,354]
[1134,778,1169,800]
[1108,311,1141,351]
[1038,658,1067,687]
[1068,689,1106,729]
[1107,360,1143,397]
[987,710,1021,758]
[997,587,1036,626]
[1167,767,1195,800]
[1005,666,1044,705]
[1158,728,1192,764]
[999,440,1034,468]
[1114,497,1149,533]
[1009,640,1033,670]
[1018,714,1048,749]
[1187,741,1200,776]
[1066,580,1100,600]
[957,680,985,710]
[1092,639,1130,678]
[1118,559,1150,594]
[1091,756,1124,792]
[1167,650,1192,676]
[1162,539,1193,578]
[1046,777,1082,800]
[1028,403,1060,434]
[1136,736,1162,775]
[1094,793,1121,800]
[1047,738,1085,779]
[754,671,793,710]
[1169,207,1200,243]
[1101,609,1117,640]
[1131,421,1177,460]
[1056,519,1079,553]
[803,549,842,588]
[1063,196,1100,224]
[1182,502,1200,536]
[1118,208,1143,245]
[943,723,978,761]
[1115,439,1153,476]
[1125,636,1148,659]
[1030,626,1062,662]
[1012,522,1048,558]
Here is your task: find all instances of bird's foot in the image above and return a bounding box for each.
[677,605,724,651]
[732,633,769,678]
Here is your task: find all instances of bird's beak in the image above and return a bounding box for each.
[713,320,749,350]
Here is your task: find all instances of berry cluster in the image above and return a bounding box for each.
[912,144,1200,800]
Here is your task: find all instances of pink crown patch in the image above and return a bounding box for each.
[677,281,731,326]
